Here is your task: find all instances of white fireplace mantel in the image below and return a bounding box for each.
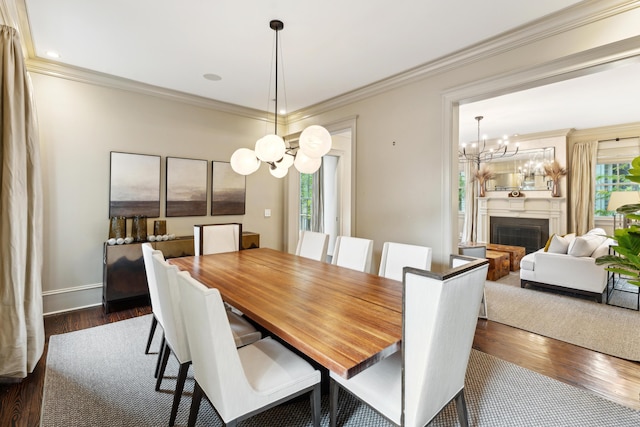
[476,196,567,243]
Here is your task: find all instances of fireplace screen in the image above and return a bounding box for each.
[490,217,549,254]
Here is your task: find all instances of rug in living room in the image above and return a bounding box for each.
[486,273,640,361]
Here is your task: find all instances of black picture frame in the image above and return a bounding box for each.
[109,152,160,218]
[165,156,208,217]
[211,161,246,216]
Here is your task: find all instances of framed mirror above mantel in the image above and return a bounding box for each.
[475,129,570,195]
[485,147,555,191]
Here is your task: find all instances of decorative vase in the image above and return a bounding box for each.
[131,216,148,242]
[154,220,167,236]
[479,180,486,197]
[108,216,126,240]
[551,179,560,197]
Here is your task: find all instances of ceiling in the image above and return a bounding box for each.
[18,0,639,142]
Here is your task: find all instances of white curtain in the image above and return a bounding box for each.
[461,161,477,243]
[570,140,597,235]
[0,25,44,381]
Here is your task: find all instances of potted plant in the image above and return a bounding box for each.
[595,156,640,287]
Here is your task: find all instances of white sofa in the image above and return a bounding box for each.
[519,228,613,302]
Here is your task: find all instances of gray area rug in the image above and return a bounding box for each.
[487,272,640,361]
[42,315,640,426]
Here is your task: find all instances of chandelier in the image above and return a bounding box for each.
[230,20,332,178]
[459,115,519,167]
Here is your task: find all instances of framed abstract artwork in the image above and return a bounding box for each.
[109,152,160,218]
[165,157,207,217]
[211,161,246,215]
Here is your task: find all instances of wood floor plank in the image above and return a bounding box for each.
[1,304,639,426]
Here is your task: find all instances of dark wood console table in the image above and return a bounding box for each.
[102,232,260,313]
[102,237,195,313]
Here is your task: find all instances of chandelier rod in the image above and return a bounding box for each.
[270,20,283,136]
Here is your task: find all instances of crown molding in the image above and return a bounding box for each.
[289,0,640,123]
[26,58,273,121]
[6,0,640,125]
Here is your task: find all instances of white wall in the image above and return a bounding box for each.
[32,74,284,313]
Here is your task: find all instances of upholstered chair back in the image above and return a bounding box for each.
[331,236,374,273]
[151,253,190,364]
[295,230,330,262]
[194,223,241,256]
[177,271,248,421]
[141,243,165,326]
[378,242,432,281]
[402,258,488,426]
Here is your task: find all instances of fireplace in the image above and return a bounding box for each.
[476,196,566,251]
[490,216,549,254]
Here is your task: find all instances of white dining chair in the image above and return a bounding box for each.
[193,223,241,256]
[451,254,489,319]
[378,242,432,281]
[295,230,330,262]
[330,256,489,427]
[331,236,374,273]
[152,253,261,426]
[176,270,322,427]
[141,243,166,378]
[458,244,487,259]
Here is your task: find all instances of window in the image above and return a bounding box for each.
[595,137,640,217]
[299,173,313,231]
[458,170,466,212]
[595,162,638,216]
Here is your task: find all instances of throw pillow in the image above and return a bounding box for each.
[586,228,606,236]
[568,234,607,257]
[543,234,555,252]
[547,234,571,254]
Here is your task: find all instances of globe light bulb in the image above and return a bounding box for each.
[294,150,322,174]
[230,148,260,175]
[299,125,332,158]
[255,134,286,162]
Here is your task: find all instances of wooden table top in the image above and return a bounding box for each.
[169,248,402,379]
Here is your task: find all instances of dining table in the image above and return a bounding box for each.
[168,247,402,379]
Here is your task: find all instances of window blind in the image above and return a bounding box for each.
[597,137,640,164]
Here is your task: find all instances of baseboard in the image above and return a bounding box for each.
[43,283,103,316]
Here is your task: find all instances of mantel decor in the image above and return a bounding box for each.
[543,160,568,198]
[474,166,495,198]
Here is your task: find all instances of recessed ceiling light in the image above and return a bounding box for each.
[45,51,60,58]
[203,73,222,81]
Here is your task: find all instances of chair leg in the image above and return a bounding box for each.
[169,362,190,426]
[155,341,171,391]
[455,389,469,427]
[188,381,204,427]
[310,383,321,427]
[145,315,158,354]
[154,334,166,379]
[329,378,339,427]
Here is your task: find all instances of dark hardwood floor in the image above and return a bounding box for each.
[1,304,640,426]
